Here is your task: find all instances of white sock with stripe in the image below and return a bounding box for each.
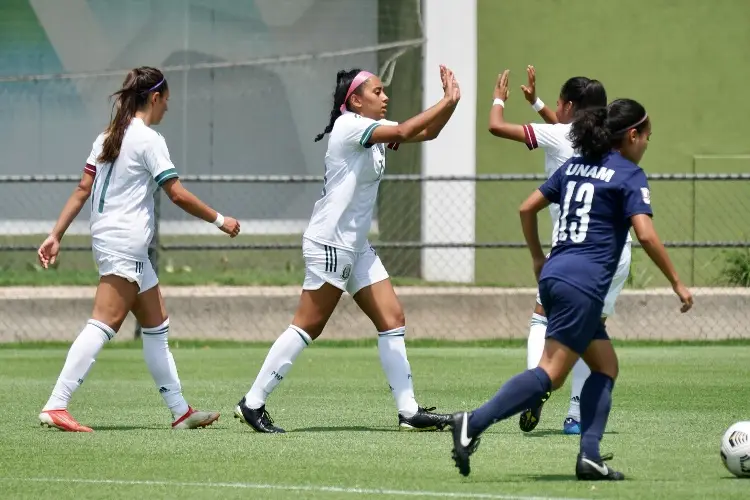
[141,318,189,419]
[378,327,419,417]
[568,358,590,421]
[43,319,115,411]
[527,313,548,369]
[244,325,312,410]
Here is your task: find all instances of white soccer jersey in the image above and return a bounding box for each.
[85,118,179,261]
[522,122,632,245]
[303,112,397,252]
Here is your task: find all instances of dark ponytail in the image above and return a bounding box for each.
[99,66,168,164]
[570,98,649,161]
[314,68,363,142]
[570,107,610,160]
[560,76,607,112]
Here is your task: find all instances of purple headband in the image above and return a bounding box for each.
[339,71,375,113]
[615,113,648,135]
[145,78,165,94]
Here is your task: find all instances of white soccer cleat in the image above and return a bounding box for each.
[171,407,220,429]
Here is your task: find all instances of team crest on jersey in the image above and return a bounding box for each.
[641,187,651,205]
[342,264,352,280]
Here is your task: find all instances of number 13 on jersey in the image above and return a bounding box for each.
[558,181,595,243]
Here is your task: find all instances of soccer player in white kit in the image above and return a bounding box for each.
[487,67,631,435]
[234,66,461,433]
[37,67,240,432]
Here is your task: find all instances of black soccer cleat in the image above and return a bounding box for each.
[234,397,285,433]
[575,452,625,481]
[449,412,481,477]
[398,406,452,431]
[519,390,551,432]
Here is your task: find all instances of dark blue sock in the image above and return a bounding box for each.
[468,367,552,436]
[579,372,615,461]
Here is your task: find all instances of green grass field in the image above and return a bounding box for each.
[0,343,748,499]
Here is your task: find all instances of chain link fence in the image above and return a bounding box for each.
[0,173,748,342]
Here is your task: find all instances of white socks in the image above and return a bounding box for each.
[244,325,312,410]
[378,327,419,417]
[527,313,548,369]
[568,358,590,421]
[141,318,189,419]
[243,325,419,417]
[43,319,114,411]
[527,311,591,422]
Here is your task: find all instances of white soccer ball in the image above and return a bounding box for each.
[721,421,750,478]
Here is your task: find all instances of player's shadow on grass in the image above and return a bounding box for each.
[519,474,585,482]
[292,426,397,433]
[521,429,619,438]
[464,474,581,484]
[91,425,188,431]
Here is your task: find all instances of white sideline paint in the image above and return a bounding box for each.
[1,477,591,500]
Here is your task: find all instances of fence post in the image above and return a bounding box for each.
[134,190,162,340]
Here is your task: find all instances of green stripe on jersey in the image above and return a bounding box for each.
[359,123,380,147]
[97,165,115,213]
[155,168,178,186]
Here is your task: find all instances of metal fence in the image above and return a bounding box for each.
[0,173,749,343]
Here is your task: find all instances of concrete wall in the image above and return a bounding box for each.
[1,287,746,342]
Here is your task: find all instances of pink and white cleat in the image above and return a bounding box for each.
[171,407,220,429]
[39,409,93,433]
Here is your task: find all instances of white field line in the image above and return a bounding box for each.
[0,477,592,500]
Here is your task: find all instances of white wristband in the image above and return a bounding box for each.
[493,98,505,108]
[532,98,545,112]
[213,212,224,228]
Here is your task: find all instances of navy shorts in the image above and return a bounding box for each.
[538,278,609,355]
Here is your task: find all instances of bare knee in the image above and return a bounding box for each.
[131,286,167,329]
[92,276,138,331]
[291,317,327,340]
[379,308,405,332]
[537,362,569,390]
[353,280,405,332]
[598,361,619,381]
[291,285,342,340]
[582,342,619,381]
[549,370,569,390]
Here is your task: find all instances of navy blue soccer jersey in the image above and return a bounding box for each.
[538,151,653,302]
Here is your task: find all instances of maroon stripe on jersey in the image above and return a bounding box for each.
[83,163,96,176]
[523,125,538,151]
[387,142,400,151]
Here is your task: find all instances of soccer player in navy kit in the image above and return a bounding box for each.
[448,98,694,480]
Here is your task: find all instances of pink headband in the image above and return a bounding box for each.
[339,71,375,113]
[615,113,648,135]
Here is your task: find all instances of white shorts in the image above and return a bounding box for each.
[302,238,389,296]
[536,242,632,317]
[93,248,158,294]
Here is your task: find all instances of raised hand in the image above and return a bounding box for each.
[494,69,510,101]
[441,65,460,104]
[520,65,537,104]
